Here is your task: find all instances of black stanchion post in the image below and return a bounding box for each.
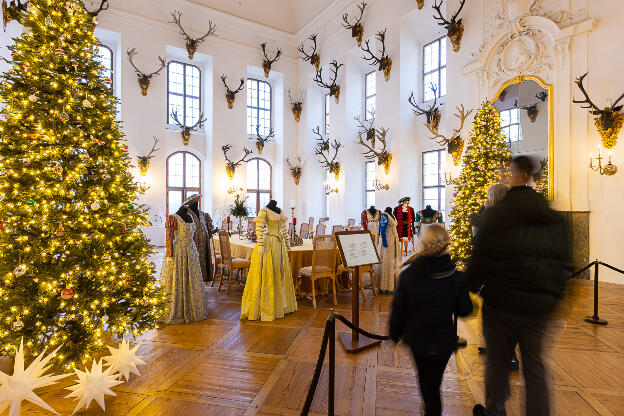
[328,315,335,416]
[454,313,467,348]
[585,260,608,325]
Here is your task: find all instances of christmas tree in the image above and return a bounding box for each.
[448,101,511,268]
[0,0,165,369]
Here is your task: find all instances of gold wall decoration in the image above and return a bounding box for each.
[315,138,342,181]
[432,0,466,52]
[170,11,216,60]
[288,90,304,122]
[127,48,166,96]
[222,145,253,180]
[425,105,472,166]
[342,2,367,47]
[220,75,245,109]
[254,124,274,154]
[298,34,320,71]
[287,156,304,185]
[137,137,159,176]
[408,83,441,133]
[260,42,281,78]
[314,60,343,104]
[170,110,206,146]
[361,29,392,82]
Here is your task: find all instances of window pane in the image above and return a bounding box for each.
[258,160,271,190]
[365,96,376,118]
[440,67,447,97]
[186,66,200,97]
[424,73,438,101]
[168,190,183,215]
[259,193,270,211]
[365,72,376,97]
[424,188,438,206]
[185,153,200,188]
[365,161,376,191]
[95,45,113,85]
[440,38,447,67]
[246,193,257,218]
[424,42,439,73]
[366,191,375,209]
[168,63,184,95]
[247,159,258,190]
[168,153,184,187]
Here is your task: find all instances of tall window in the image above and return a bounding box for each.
[365,161,376,208]
[95,45,113,88]
[324,94,331,135]
[166,152,201,215]
[168,62,201,126]
[422,150,446,220]
[365,71,376,119]
[246,158,272,218]
[423,37,447,101]
[247,79,272,136]
[500,108,522,143]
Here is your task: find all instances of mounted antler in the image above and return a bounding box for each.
[222,145,253,180]
[255,124,275,154]
[127,48,166,96]
[298,34,320,71]
[287,156,304,185]
[416,0,425,10]
[355,112,377,148]
[361,29,392,82]
[261,42,282,78]
[288,89,304,122]
[342,2,367,47]
[536,91,548,102]
[408,83,441,132]
[521,102,540,123]
[171,109,206,146]
[432,0,466,52]
[574,72,624,148]
[316,139,342,180]
[356,118,393,175]
[425,104,472,166]
[3,0,28,28]
[312,126,330,153]
[86,0,109,17]
[221,75,245,109]
[170,11,217,60]
[137,136,160,175]
[314,60,343,103]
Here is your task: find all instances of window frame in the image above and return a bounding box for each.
[96,44,113,90]
[422,36,447,102]
[324,93,331,135]
[246,78,273,137]
[167,60,202,127]
[365,161,376,208]
[422,149,446,219]
[500,108,523,144]
[246,157,273,216]
[166,151,202,216]
[364,70,376,120]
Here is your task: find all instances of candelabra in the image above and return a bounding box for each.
[440,171,460,185]
[589,149,617,176]
[374,178,390,190]
[227,186,243,194]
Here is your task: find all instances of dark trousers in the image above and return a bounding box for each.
[483,303,551,416]
[410,348,452,416]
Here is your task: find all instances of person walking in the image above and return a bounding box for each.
[390,224,473,416]
[469,156,572,416]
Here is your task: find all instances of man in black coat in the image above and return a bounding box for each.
[469,156,572,416]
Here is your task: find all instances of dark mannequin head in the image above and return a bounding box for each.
[422,205,436,217]
[368,205,377,215]
[175,205,193,223]
[266,200,281,214]
[384,207,394,218]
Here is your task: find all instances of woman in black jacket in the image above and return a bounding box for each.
[390,224,473,416]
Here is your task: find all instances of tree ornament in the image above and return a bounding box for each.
[53,163,63,175]
[0,221,4,230]
[127,204,134,210]
[26,199,35,206]
[90,202,100,210]
[55,223,65,237]
[61,288,74,299]
[54,48,65,56]
[28,94,38,102]
[101,315,109,323]
[0,339,69,416]
[22,156,30,164]
[65,2,75,12]
[125,277,131,283]
[122,223,127,234]
[45,16,53,25]
[71,60,78,70]
[82,99,92,108]
[59,113,69,122]
[12,319,24,331]
[102,339,145,381]
[0,169,6,177]
[103,77,112,86]
[21,63,29,69]
[65,358,123,414]
[102,254,111,262]
[102,172,111,180]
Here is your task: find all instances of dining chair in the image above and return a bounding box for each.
[288,222,295,239]
[319,217,329,224]
[246,219,256,234]
[332,224,344,234]
[300,222,310,239]
[297,235,337,308]
[217,231,251,294]
[349,225,362,231]
[210,237,223,287]
[347,219,356,228]
[315,223,326,237]
[308,217,314,229]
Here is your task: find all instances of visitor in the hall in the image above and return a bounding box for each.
[378,207,401,293]
[389,224,473,416]
[468,156,572,416]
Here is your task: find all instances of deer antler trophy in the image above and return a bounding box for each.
[425,105,473,166]
[408,83,441,133]
[260,42,282,78]
[171,110,207,146]
[314,60,343,104]
[222,145,253,180]
[574,73,624,149]
[312,126,330,153]
[298,34,320,71]
[3,0,28,28]
[356,115,393,175]
[521,92,548,123]
[361,29,392,82]
[287,156,304,185]
[288,89,304,122]
[342,2,367,47]
[127,48,166,96]
[221,75,245,109]
[416,0,425,10]
[432,0,466,52]
[316,139,342,181]
[137,137,160,176]
[355,112,377,148]
[170,11,217,60]
[255,124,275,154]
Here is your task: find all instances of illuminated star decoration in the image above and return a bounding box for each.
[65,359,123,414]
[102,339,146,381]
[0,338,70,416]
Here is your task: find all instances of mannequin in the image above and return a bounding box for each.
[416,205,443,224]
[175,205,193,223]
[378,207,401,292]
[393,197,415,240]
[266,200,281,214]
[182,194,215,283]
[361,206,380,240]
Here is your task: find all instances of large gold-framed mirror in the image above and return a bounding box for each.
[491,75,554,200]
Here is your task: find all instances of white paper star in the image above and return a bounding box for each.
[65,358,123,414]
[102,339,145,381]
[0,338,69,416]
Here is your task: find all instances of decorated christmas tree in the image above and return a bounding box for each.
[0,0,165,369]
[448,101,511,268]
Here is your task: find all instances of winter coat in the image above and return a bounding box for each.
[389,255,473,355]
[465,186,572,315]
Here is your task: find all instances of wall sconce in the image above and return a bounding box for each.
[325,183,338,194]
[228,186,243,195]
[440,170,460,185]
[589,148,617,176]
[374,178,390,190]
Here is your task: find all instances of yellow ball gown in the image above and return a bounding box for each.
[240,207,298,321]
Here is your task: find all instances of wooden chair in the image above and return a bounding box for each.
[210,236,223,287]
[288,223,295,239]
[246,219,256,235]
[217,231,251,294]
[315,223,326,237]
[332,224,344,234]
[349,225,362,231]
[308,217,314,229]
[297,235,337,308]
[300,222,310,239]
[347,219,356,228]
[319,217,329,224]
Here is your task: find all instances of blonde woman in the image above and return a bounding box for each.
[390,224,473,416]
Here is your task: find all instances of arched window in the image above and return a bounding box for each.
[246,158,272,217]
[166,152,201,216]
[95,44,113,88]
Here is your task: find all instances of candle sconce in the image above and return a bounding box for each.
[227,186,243,195]
[440,171,460,185]
[374,178,390,190]
[589,149,617,176]
[324,183,338,194]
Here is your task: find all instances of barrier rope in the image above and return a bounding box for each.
[332,313,390,341]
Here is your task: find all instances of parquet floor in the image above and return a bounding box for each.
[15,276,624,415]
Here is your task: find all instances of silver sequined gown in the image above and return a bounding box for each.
[160,214,208,324]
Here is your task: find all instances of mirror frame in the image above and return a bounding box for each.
[490,75,554,201]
